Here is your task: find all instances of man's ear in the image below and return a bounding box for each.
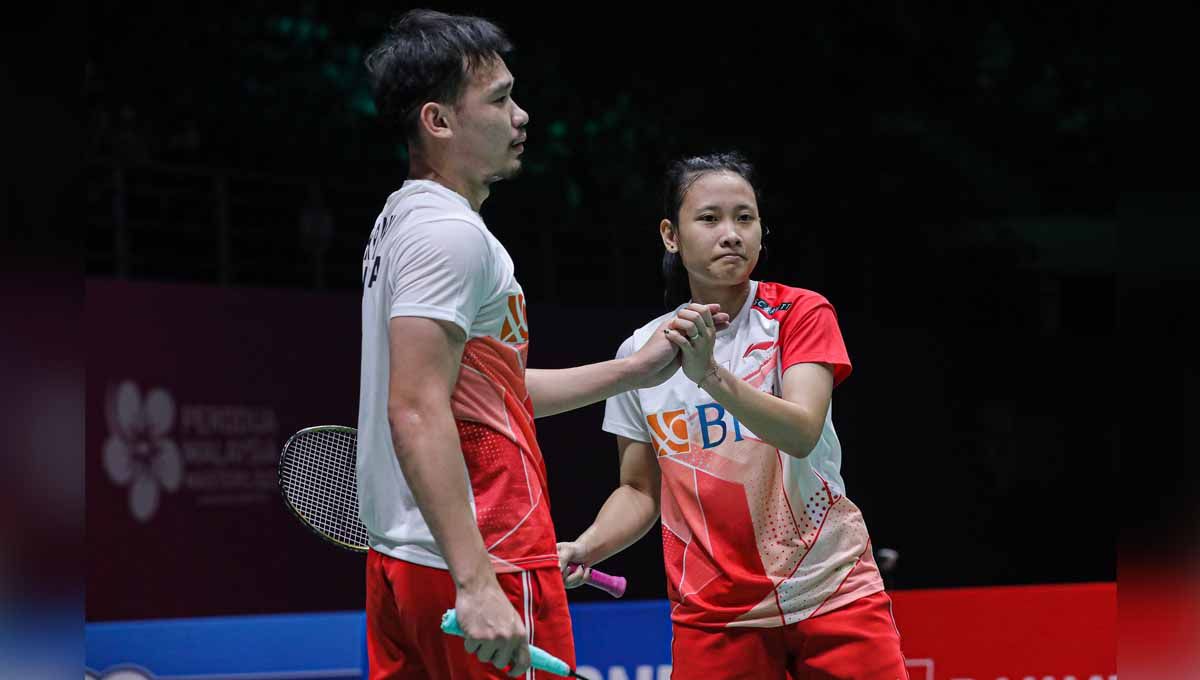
[418,102,453,140]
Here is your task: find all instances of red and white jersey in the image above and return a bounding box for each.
[357,179,558,573]
[604,281,884,628]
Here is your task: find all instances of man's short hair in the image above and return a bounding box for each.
[365,9,513,145]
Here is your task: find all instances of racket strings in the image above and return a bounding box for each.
[283,430,369,549]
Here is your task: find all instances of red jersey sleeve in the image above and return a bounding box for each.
[778,296,852,387]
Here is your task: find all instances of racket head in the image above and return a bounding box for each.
[278,425,369,553]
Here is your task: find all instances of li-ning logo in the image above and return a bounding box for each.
[752,298,793,316]
[500,293,529,343]
[647,403,749,456]
[103,381,184,523]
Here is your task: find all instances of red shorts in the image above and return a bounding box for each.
[366,550,575,680]
[670,591,909,680]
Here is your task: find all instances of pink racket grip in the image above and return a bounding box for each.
[572,564,627,598]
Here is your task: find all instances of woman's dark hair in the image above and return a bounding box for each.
[365,9,513,146]
[661,151,767,308]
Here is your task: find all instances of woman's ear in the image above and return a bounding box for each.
[660,219,678,253]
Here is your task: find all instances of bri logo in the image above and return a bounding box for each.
[645,403,747,456]
[752,297,793,316]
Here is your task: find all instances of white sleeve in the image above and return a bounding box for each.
[601,334,652,443]
[386,218,492,335]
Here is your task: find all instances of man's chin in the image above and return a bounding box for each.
[487,161,524,184]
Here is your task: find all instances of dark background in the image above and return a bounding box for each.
[71,2,1199,613]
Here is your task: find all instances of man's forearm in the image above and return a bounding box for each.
[526,359,640,418]
[389,405,495,590]
[574,485,660,565]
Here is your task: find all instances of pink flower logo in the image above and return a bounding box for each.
[103,381,183,522]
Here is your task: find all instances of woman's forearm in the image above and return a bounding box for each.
[574,484,661,565]
[698,366,824,458]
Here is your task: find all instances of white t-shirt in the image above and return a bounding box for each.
[604,280,884,628]
[356,180,558,573]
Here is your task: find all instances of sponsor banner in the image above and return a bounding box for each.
[892,582,1116,680]
[86,584,1114,679]
[86,279,365,619]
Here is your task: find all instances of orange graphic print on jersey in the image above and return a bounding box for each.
[646,409,689,456]
[500,293,528,344]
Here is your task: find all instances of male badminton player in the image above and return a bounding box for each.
[357,10,727,679]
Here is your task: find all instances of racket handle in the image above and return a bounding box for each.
[441,609,573,678]
[578,566,627,598]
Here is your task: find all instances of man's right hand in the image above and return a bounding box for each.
[630,303,730,389]
[455,579,531,677]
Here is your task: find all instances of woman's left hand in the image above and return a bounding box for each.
[664,303,719,386]
[557,541,592,589]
